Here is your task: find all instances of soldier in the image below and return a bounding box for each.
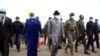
[47,10,64,56]
[65,13,76,56]
[59,18,64,49]
[75,15,90,55]
[43,17,52,44]
[46,17,52,51]
[86,17,96,53]
[94,19,100,48]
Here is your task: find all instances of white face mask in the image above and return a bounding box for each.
[16,19,19,21]
[71,16,74,19]
[90,19,93,21]
[55,15,60,19]
[30,16,35,19]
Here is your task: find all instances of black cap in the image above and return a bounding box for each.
[49,17,52,20]
[79,15,83,18]
[79,14,84,18]
[95,19,98,21]
[89,17,93,19]
[15,16,19,19]
[53,10,60,15]
[69,13,75,17]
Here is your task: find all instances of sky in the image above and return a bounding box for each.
[0,0,100,28]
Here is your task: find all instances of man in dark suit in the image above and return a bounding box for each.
[75,15,89,55]
[86,17,96,53]
[0,9,13,56]
[94,19,100,48]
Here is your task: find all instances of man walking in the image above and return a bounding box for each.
[65,13,76,56]
[12,16,23,52]
[0,9,13,56]
[47,10,64,56]
[86,17,96,53]
[94,19,100,48]
[22,10,42,56]
[75,15,90,55]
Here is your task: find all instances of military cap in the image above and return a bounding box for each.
[69,13,75,16]
[89,17,93,19]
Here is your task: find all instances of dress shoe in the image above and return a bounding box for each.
[75,49,78,52]
[87,48,91,50]
[17,49,20,52]
[49,48,51,52]
[84,52,90,55]
[97,47,100,49]
[58,45,62,49]
[92,50,97,53]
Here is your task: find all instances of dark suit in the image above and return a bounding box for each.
[94,22,99,48]
[0,17,13,56]
[75,20,87,53]
[86,21,95,52]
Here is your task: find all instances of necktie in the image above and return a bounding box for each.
[0,18,3,26]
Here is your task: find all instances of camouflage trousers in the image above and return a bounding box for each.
[66,30,75,52]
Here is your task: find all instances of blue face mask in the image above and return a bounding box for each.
[0,13,6,18]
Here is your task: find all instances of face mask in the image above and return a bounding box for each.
[80,16,84,20]
[90,19,93,21]
[95,21,98,23]
[0,13,6,18]
[16,19,19,21]
[80,18,84,20]
[70,16,74,19]
[30,16,35,19]
[55,15,59,19]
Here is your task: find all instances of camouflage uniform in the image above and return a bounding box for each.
[65,19,76,52]
[43,22,48,41]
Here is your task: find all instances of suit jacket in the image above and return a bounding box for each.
[76,20,85,35]
[86,21,95,35]
[0,17,13,41]
[94,22,99,33]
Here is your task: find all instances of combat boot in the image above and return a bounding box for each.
[64,47,68,53]
[71,52,74,56]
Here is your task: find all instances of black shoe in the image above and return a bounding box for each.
[84,52,90,55]
[87,48,91,50]
[92,50,97,53]
[17,49,20,52]
[22,42,24,44]
[14,43,16,45]
[10,45,13,48]
[58,45,62,49]
[75,50,78,52]
[97,47,100,49]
